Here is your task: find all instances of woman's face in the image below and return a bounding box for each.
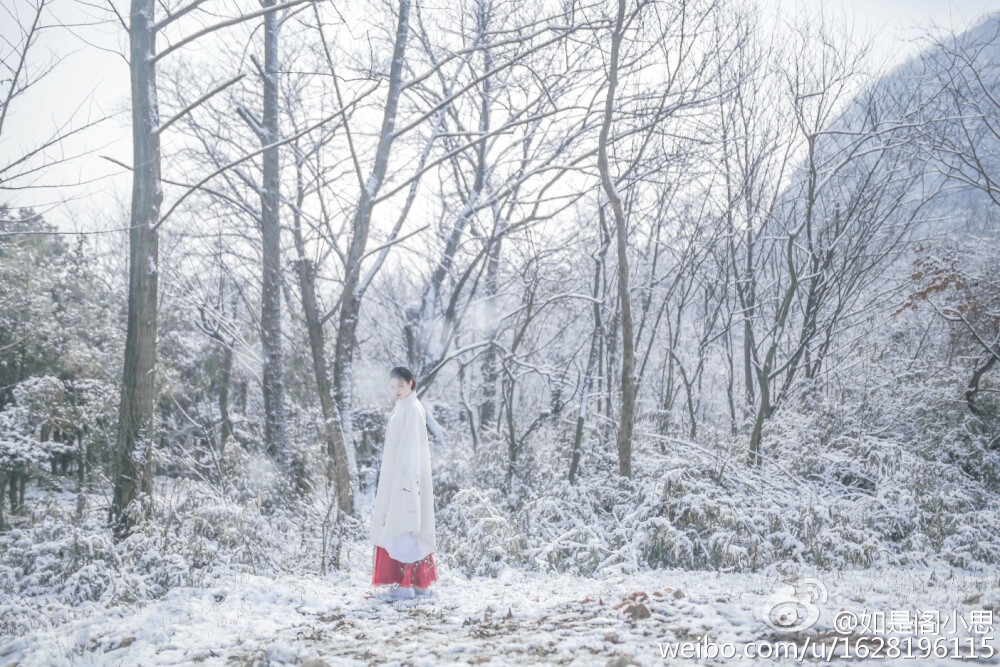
[390,376,412,399]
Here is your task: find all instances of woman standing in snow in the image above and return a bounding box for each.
[370,366,438,599]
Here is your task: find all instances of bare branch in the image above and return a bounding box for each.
[153,0,320,63]
[157,73,246,135]
[154,81,380,230]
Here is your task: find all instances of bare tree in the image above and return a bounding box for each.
[154,3,390,513]
[919,16,1000,209]
[591,0,728,477]
[596,0,636,479]
[569,207,610,484]
[193,270,241,449]
[330,0,413,446]
[109,0,316,539]
[258,0,289,468]
[288,136,356,512]
[897,239,1000,418]
[402,0,602,440]
[315,0,604,467]
[720,9,935,464]
[900,16,1000,418]
[110,0,163,539]
[0,0,114,194]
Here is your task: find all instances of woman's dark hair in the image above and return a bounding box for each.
[389,366,416,389]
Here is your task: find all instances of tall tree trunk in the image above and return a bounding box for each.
[569,225,609,485]
[332,0,411,443]
[597,0,636,479]
[748,233,798,465]
[478,230,501,432]
[219,340,233,446]
[503,374,517,486]
[111,0,161,541]
[260,0,288,465]
[236,379,248,415]
[742,226,755,422]
[292,192,356,514]
[8,473,17,513]
[76,430,87,520]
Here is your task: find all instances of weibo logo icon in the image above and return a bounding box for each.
[761,577,828,632]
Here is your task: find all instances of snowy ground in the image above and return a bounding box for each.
[3,538,999,666]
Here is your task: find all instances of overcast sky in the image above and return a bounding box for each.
[2,0,998,231]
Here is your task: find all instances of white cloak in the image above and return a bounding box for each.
[369,390,436,563]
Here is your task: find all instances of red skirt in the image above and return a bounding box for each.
[372,546,438,588]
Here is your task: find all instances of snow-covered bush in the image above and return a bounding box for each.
[0,407,48,473]
[437,487,522,577]
[170,484,288,573]
[0,514,192,609]
[516,478,617,575]
[476,399,1000,577]
[0,405,50,529]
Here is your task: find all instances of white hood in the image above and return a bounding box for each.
[369,390,436,561]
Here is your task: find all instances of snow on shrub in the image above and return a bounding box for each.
[516,477,619,575]
[437,487,522,577]
[0,409,48,472]
[475,411,1000,575]
[0,516,191,610]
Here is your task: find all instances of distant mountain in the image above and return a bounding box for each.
[872,12,1000,237]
